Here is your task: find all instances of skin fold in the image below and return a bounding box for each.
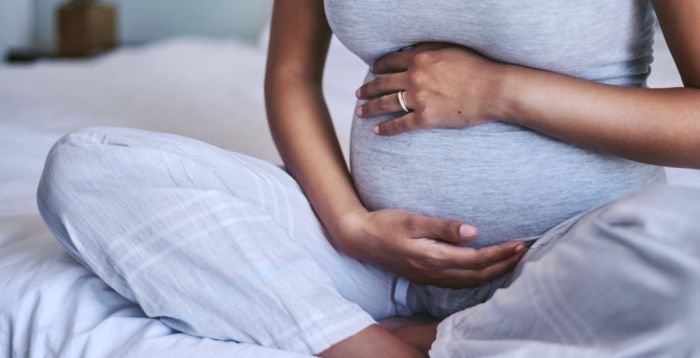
[264,0,700,356]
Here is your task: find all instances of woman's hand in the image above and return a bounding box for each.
[356,43,508,136]
[337,209,527,289]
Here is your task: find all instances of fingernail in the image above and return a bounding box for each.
[355,88,361,98]
[372,125,380,134]
[514,244,526,253]
[369,64,375,73]
[459,224,477,237]
[356,106,363,117]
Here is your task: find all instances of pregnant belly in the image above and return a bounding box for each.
[350,116,665,248]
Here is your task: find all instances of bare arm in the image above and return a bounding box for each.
[264,0,364,254]
[358,0,700,168]
[498,0,700,168]
[265,4,424,356]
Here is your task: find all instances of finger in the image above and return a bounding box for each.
[371,50,414,74]
[441,240,526,269]
[411,42,451,52]
[357,93,404,118]
[374,113,423,136]
[410,215,477,244]
[474,247,527,279]
[436,249,527,288]
[357,73,408,99]
[372,43,451,74]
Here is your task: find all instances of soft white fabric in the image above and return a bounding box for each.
[37,126,395,355]
[35,127,700,358]
[431,185,700,357]
[0,38,337,358]
[0,215,309,358]
[0,30,699,356]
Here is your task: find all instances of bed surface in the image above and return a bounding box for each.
[1,32,698,357]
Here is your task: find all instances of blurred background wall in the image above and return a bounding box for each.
[0,0,35,56]
[1,0,273,55]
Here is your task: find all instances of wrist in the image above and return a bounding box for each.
[326,206,370,258]
[489,64,525,122]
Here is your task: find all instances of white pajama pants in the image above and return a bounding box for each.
[37,127,700,356]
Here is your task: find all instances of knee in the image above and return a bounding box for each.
[614,185,700,213]
[37,127,127,234]
[583,185,700,259]
[589,185,700,247]
[583,186,700,322]
[49,126,137,155]
[37,128,115,265]
[38,127,112,198]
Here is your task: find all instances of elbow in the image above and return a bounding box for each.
[693,140,700,169]
[681,85,700,168]
[680,132,700,169]
[264,68,285,99]
[266,65,322,91]
[680,74,700,91]
[264,67,324,126]
[265,67,322,102]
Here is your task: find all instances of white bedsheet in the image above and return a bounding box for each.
[1,32,699,357]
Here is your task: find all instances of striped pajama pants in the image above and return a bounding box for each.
[37,127,700,356]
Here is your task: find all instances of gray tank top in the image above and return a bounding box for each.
[325,0,665,248]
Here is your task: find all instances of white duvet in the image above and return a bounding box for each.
[0,32,698,357]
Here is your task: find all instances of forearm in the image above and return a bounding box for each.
[497,65,700,168]
[265,73,367,254]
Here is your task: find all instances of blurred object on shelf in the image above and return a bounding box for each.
[57,0,117,57]
[4,48,57,63]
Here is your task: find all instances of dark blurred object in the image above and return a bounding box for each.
[58,0,118,57]
[5,48,59,63]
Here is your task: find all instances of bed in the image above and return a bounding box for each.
[1,31,699,357]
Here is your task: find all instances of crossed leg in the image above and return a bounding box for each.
[37,127,420,356]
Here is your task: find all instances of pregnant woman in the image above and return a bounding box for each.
[38,0,700,357]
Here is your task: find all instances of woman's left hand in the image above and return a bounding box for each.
[356,43,508,136]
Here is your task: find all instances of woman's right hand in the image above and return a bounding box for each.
[337,209,528,289]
